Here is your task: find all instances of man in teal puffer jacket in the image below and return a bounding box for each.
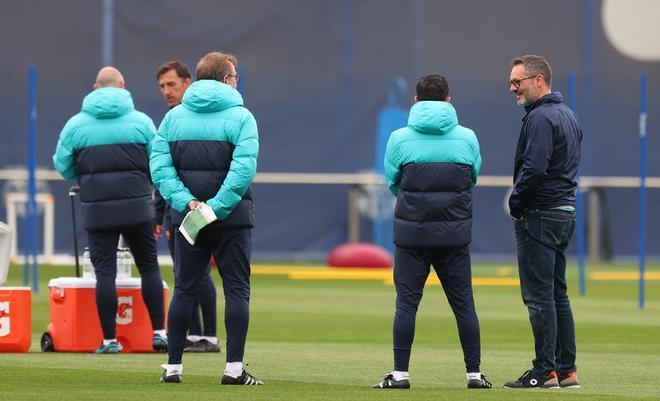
[373,75,491,390]
[53,67,167,354]
[151,52,262,385]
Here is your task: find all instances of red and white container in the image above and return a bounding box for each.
[44,277,168,353]
[0,286,32,352]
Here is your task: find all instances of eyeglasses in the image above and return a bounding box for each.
[226,74,240,83]
[509,75,538,88]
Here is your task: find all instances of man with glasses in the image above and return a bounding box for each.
[154,60,221,354]
[373,74,491,390]
[152,52,261,385]
[504,55,582,389]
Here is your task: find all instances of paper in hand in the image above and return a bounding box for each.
[179,203,218,245]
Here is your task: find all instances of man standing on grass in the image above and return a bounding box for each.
[53,66,167,354]
[154,60,221,354]
[373,74,491,390]
[151,51,262,385]
[504,54,582,389]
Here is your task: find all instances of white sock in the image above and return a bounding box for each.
[467,372,482,380]
[161,364,182,375]
[187,335,202,343]
[154,330,166,338]
[224,362,244,378]
[201,336,218,345]
[391,371,409,381]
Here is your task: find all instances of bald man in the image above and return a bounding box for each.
[53,66,167,354]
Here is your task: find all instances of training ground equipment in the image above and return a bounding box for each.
[327,243,393,268]
[41,277,168,353]
[0,287,32,352]
[0,222,12,285]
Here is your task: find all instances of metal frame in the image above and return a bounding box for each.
[1,169,659,261]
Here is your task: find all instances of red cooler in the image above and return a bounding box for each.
[0,286,31,352]
[44,277,168,353]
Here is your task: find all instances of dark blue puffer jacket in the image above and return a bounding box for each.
[385,101,482,248]
[509,92,582,217]
[149,80,258,228]
[52,87,157,230]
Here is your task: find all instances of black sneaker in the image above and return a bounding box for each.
[184,339,221,353]
[160,365,182,383]
[372,374,410,389]
[183,339,194,350]
[468,374,493,389]
[558,371,580,388]
[221,369,264,385]
[504,369,559,389]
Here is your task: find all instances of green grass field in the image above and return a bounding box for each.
[1,262,659,400]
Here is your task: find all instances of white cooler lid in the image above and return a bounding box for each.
[0,286,31,291]
[48,277,169,289]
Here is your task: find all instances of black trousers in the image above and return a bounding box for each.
[393,244,481,372]
[170,219,217,338]
[167,225,251,364]
[87,221,165,340]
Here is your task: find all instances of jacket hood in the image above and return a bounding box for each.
[407,101,458,135]
[81,87,134,119]
[182,80,244,113]
[524,91,563,113]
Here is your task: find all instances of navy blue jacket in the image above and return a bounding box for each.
[385,101,481,248]
[53,88,157,230]
[509,92,582,217]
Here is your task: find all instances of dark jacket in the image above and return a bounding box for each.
[385,101,482,248]
[53,88,157,230]
[149,80,258,228]
[509,92,582,217]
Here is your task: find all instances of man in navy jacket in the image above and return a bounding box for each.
[154,60,219,353]
[504,55,582,389]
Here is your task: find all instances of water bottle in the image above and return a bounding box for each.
[116,248,133,280]
[82,247,96,280]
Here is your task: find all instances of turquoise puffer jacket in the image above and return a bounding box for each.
[149,80,258,227]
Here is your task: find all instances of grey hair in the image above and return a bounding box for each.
[511,55,552,86]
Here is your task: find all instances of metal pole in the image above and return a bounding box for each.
[69,186,81,277]
[348,185,360,242]
[638,74,647,309]
[568,71,587,296]
[27,64,38,292]
[101,0,115,66]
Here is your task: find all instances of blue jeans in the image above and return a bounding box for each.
[515,209,577,374]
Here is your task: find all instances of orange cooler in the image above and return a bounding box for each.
[0,287,32,352]
[46,277,168,353]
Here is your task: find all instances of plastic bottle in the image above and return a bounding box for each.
[117,248,133,280]
[82,247,96,280]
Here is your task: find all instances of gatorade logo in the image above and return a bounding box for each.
[0,301,9,337]
[116,296,133,325]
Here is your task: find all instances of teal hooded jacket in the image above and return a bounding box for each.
[149,80,258,227]
[384,101,481,248]
[52,87,157,230]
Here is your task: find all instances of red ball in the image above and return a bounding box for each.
[327,243,392,268]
